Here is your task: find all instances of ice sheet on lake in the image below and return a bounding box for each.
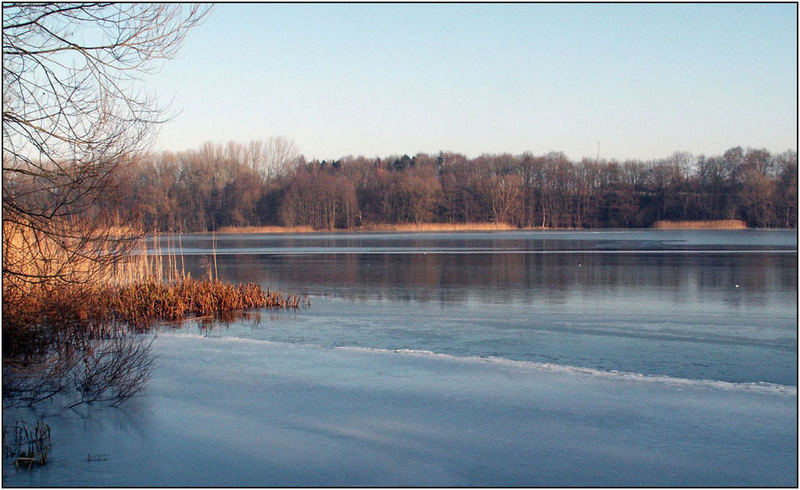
[4,332,797,487]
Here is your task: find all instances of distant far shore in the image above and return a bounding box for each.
[209,220,763,234]
[216,222,522,234]
[651,219,747,230]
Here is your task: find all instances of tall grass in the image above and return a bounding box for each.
[2,219,145,291]
[652,220,747,230]
[3,222,304,412]
[217,222,521,234]
[111,278,303,329]
[3,419,51,469]
[3,223,302,359]
[216,225,315,234]
[363,222,520,232]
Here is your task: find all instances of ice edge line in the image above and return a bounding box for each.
[157,333,797,396]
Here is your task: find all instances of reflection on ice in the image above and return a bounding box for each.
[4,334,796,487]
[5,231,793,486]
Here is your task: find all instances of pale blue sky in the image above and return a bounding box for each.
[152,3,797,161]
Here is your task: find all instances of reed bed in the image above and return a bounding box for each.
[2,219,145,291]
[216,222,524,234]
[652,219,747,230]
[363,222,520,232]
[111,278,304,329]
[3,420,51,469]
[3,224,303,356]
[3,274,302,410]
[216,225,315,234]
[3,222,306,416]
[4,272,303,346]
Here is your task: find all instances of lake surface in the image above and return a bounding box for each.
[4,229,797,486]
[158,229,797,386]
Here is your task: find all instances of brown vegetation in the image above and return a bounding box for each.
[4,420,51,469]
[2,219,147,294]
[3,227,302,342]
[2,267,304,412]
[361,222,521,232]
[217,225,315,234]
[2,4,218,414]
[103,144,796,233]
[3,3,210,297]
[2,222,302,411]
[112,279,304,329]
[652,220,747,230]
[217,222,525,233]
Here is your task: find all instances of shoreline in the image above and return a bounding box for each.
[190,222,797,236]
[216,223,530,234]
[204,220,775,235]
[651,219,747,230]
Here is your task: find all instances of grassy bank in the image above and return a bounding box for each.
[4,278,302,346]
[3,221,302,356]
[216,222,532,234]
[360,222,521,232]
[3,220,305,411]
[652,220,747,230]
[216,225,315,234]
[217,221,765,234]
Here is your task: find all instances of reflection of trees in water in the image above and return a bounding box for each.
[161,309,294,333]
[3,322,154,414]
[3,308,298,414]
[694,254,797,308]
[193,252,794,307]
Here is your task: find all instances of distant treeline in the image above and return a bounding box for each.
[106,141,796,231]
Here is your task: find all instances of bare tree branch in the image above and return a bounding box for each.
[3,3,211,288]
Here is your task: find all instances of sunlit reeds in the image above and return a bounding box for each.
[3,222,303,355]
[217,222,522,233]
[652,220,747,230]
[3,222,304,412]
[112,278,303,329]
[363,222,520,232]
[2,218,143,292]
[216,225,315,234]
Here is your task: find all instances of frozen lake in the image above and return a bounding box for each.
[3,230,797,486]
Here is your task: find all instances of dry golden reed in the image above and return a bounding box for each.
[4,275,302,354]
[218,222,523,234]
[363,222,520,232]
[652,220,747,230]
[111,278,303,329]
[3,222,303,347]
[216,225,315,234]
[2,219,148,290]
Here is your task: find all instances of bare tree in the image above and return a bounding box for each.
[3,319,155,413]
[242,136,300,181]
[2,3,208,411]
[2,3,210,291]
